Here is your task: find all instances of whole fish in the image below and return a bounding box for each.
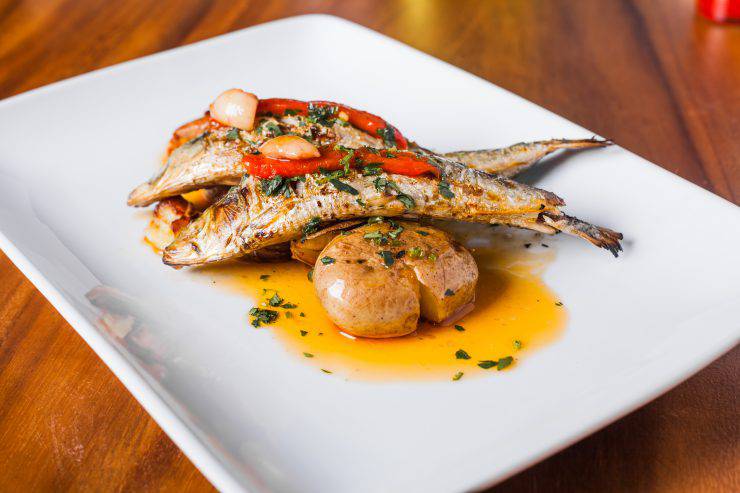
[128,112,611,206]
[163,153,622,266]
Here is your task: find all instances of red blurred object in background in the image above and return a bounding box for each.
[698,0,740,22]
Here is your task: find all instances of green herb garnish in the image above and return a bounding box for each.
[438,180,454,199]
[329,178,359,195]
[408,246,424,259]
[396,193,415,210]
[303,217,321,237]
[377,126,396,147]
[225,127,241,141]
[300,330,308,337]
[321,256,335,265]
[260,176,285,196]
[416,230,430,236]
[477,360,497,369]
[361,164,382,176]
[303,352,314,358]
[307,103,336,126]
[452,371,464,381]
[454,325,465,332]
[259,274,270,281]
[497,356,514,370]
[379,250,395,267]
[445,289,455,297]
[455,349,471,360]
[514,340,522,350]
[249,308,279,327]
[268,293,283,306]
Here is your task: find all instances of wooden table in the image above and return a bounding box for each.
[0,0,737,491]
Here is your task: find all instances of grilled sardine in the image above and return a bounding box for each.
[163,154,622,266]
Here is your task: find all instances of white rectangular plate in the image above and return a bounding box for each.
[0,15,738,493]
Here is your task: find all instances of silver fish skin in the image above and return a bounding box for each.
[127,116,382,207]
[163,155,621,266]
[443,138,610,177]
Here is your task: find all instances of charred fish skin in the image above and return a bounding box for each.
[163,154,622,266]
[442,137,611,178]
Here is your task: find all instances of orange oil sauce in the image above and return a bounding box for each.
[197,224,566,381]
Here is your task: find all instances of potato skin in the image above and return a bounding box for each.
[313,220,478,338]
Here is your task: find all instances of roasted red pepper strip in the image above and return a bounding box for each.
[244,147,438,179]
[256,98,409,150]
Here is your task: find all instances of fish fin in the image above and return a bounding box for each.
[540,212,623,257]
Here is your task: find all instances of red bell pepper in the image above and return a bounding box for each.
[256,98,409,150]
[244,146,438,179]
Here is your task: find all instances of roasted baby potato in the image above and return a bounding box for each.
[312,220,478,338]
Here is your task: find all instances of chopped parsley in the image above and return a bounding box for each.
[321,369,333,374]
[259,274,270,281]
[396,193,415,210]
[438,180,454,199]
[363,231,384,241]
[303,352,314,358]
[416,230,430,236]
[377,126,396,147]
[408,246,424,259]
[445,289,455,297]
[249,308,278,327]
[373,176,388,193]
[307,103,337,126]
[514,340,522,350]
[329,178,359,195]
[283,108,299,116]
[259,120,282,137]
[477,356,515,370]
[356,198,366,206]
[452,371,464,381]
[388,225,404,239]
[361,164,382,176]
[428,252,438,261]
[320,256,335,265]
[268,293,283,306]
[378,250,395,267]
[303,217,321,237]
[555,301,563,307]
[307,269,314,282]
[282,303,298,309]
[338,148,355,174]
[225,127,241,141]
[300,330,308,337]
[455,349,471,360]
[454,324,465,332]
[261,175,299,197]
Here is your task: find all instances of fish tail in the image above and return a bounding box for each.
[548,137,612,150]
[540,212,623,257]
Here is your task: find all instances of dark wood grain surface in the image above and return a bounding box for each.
[0,1,738,491]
